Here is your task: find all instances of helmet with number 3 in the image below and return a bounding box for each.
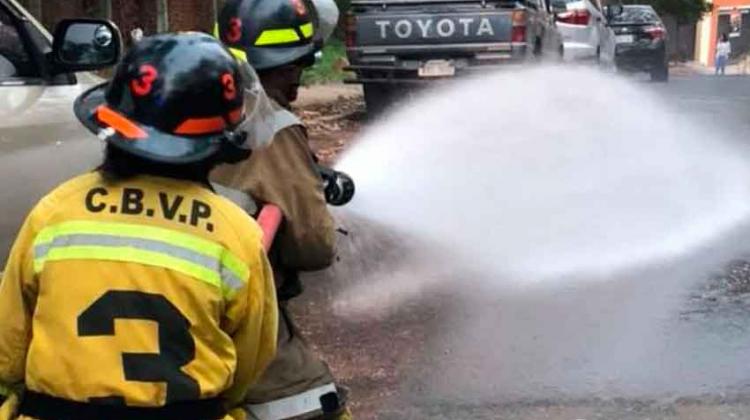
[74,32,271,164]
[217,0,319,70]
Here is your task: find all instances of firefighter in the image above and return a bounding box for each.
[212,1,352,419]
[0,33,278,420]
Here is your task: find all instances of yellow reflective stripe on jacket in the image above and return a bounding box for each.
[255,28,300,46]
[32,221,249,298]
[300,23,315,39]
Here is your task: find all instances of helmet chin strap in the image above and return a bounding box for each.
[219,130,252,164]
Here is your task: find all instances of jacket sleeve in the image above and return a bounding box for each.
[212,126,336,271]
[0,208,41,389]
[221,243,278,408]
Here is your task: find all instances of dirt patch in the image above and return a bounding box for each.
[295,89,365,166]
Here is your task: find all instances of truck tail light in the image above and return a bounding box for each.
[556,10,590,26]
[645,25,666,41]
[345,12,357,48]
[512,11,527,43]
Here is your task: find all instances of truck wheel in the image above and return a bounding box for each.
[363,84,392,116]
[651,64,669,82]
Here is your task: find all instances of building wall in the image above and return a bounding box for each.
[168,0,216,33]
[662,15,697,60]
[695,11,710,64]
[111,0,159,46]
[695,0,750,65]
[20,0,217,39]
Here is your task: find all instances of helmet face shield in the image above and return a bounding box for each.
[311,0,340,47]
[236,61,275,150]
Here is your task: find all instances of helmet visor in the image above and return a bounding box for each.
[236,61,276,150]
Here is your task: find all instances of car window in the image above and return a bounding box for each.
[0,6,40,79]
[610,6,659,24]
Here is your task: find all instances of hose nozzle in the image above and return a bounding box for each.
[318,165,355,206]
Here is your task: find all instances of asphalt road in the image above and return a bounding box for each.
[301,75,750,420]
[655,75,750,131]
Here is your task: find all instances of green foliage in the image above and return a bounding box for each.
[335,0,351,12]
[622,0,711,24]
[302,38,352,85]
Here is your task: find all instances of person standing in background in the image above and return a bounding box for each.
[716,33,732,75]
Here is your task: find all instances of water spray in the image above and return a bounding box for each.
[326,65,750,405]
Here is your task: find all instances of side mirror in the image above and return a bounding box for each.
[50,19,121,74]
[605,4,624,21]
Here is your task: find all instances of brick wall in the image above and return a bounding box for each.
[111,0,158,46]
[23,0,216,39]
[39,0,85,31]
[168,0,216,33]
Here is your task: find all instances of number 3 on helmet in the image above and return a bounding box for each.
[73,32,272,165]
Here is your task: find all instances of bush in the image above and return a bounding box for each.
[302,38,352,85]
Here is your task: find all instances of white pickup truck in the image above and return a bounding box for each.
[0,0,120,265]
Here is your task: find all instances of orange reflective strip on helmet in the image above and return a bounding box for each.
[174,116,227,135]
[95,106,148,140]
[174,107,245,136]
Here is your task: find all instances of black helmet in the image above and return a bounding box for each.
[75,32,260,164]
[217,0,317,70]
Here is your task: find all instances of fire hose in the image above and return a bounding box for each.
[257,204,283,252]
[257,166,354,249]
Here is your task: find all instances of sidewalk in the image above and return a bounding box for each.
[671,60,750,76]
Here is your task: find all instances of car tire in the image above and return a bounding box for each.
[651,64,669,82]
[363,83,392,116]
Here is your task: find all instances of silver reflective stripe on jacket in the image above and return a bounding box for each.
[246,383,337,420]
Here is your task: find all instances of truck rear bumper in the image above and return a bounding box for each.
[561,42,598,61]
[345,43,528,84]
[344,63,527,84]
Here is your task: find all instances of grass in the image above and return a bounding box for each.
[302,38,352,85]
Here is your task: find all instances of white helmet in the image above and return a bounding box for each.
[312,0,340,45]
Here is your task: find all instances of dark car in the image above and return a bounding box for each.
[609,5,668,82]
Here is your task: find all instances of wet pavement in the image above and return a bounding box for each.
[298,75,750,419]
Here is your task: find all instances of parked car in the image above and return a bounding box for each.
[0,0,121,265]
[345,0,564,114]
[549,0,616,65]
[607,4,668,81]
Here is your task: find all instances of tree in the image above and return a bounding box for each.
[623,0,710,24]
[336,0,351,12]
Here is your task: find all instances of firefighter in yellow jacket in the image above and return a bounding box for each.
[0,33,278,419]
[212,1,354,419]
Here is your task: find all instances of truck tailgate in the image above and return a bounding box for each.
[355,9,513,46]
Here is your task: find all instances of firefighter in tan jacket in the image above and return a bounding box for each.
[212,0,353,419]
[0,34,278,420]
